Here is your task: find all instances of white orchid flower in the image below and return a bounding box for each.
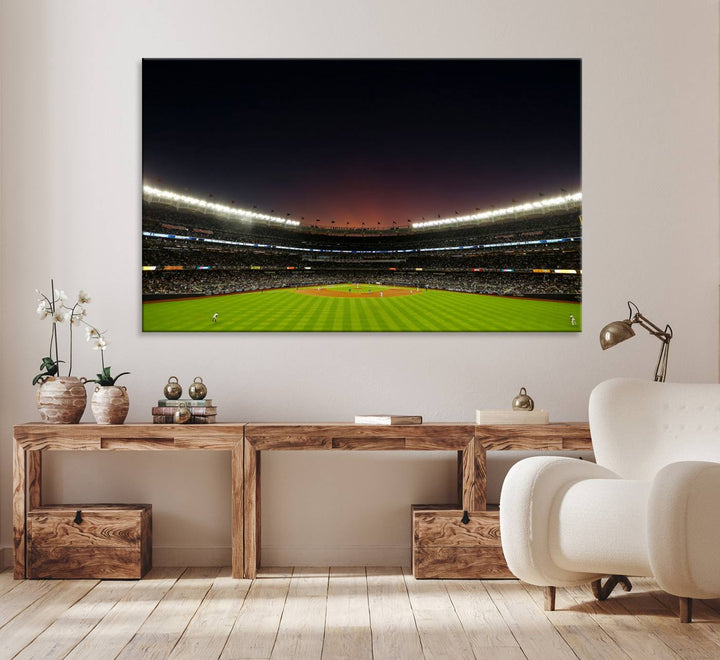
[85,327,100,341]
[77,290,91,304]
[36,302,50,319]
[54,289,68,303]
[93,337,108,350]
[52,309,69,323]
[71,313,84,326]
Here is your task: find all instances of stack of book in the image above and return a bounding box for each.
[152,399,217,424]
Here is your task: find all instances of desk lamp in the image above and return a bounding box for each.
[600,301,673,382]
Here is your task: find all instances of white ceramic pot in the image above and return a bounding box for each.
[36,376,87,423]
[91,385,129,425]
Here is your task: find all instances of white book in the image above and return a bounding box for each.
[476,409,549,425]
[354,414,423,425]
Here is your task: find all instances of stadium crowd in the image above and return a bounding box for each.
[143,237,581,272]
[143,197,582,300]
[143,269,581,299]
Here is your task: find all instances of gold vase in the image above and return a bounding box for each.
[91,385,129,425]
[36,376,87,424]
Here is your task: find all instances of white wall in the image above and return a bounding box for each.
[1,0,718,567]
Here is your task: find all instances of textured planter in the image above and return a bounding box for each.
[91,385,129,424]
[36,376,87,424]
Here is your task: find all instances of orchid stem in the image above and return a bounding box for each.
[50,279,59,370]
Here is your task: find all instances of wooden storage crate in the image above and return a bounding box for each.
[412,504,514,579]
[27,504,152,579]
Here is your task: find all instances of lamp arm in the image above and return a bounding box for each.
[608,302,673,382]
[630,309,672,382]
[654,338,671,383]
[632,313,673,343]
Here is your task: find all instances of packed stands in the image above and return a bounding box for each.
[142,189,582,302]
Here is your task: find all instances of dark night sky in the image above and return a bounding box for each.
[143,59,581,229]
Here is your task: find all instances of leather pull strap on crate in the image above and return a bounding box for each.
[412,504,514,579]
[27,504,151,579]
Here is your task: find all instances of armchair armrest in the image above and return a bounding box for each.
[649,461,720,599]
[500,456,620,586]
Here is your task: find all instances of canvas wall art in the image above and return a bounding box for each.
[142,59,581,332]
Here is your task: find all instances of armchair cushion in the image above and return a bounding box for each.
[550,477,652,577]
[649,461,720,599]
[500,456,623,586]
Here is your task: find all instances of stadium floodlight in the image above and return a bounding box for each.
[411,192,582,230]
[143,184,301,227]
[600,301,673,382]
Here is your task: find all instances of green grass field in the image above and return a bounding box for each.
[142,284,581,332]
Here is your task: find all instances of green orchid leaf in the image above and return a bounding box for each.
[111,372,130,384]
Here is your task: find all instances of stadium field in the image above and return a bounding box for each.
[143,284,581,332]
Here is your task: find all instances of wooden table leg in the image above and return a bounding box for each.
[475,441,487,510]
[12,440,26,579]
[243,438,259,579]
[231,443,244,579]
[461,436,486,511]
[457,451,463,507]
[28,450,42,510]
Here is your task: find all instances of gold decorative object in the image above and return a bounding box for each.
[173,402,192,424]
[512,387,534,411]
[188,377,208,400]
[36,376,88,424]
[164,376,182,400]
[91,385,130,424]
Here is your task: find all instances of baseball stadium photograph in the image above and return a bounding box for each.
[142,59,581,332]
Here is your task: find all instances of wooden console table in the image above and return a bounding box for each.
[13,423,244,579]
[14,422,591,581]
[242,422,591,579]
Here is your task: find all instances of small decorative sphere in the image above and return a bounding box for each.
[164,376,182,400]
[512,387,534,411]
[173,403,192,424]
[188,377,207,400]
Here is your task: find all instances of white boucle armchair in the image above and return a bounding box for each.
[499,378,720,623]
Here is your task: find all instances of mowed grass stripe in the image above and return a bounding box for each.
[421,292,504,331]
[416,291,481,331]
[366,298,404,331]
[355,298,374,331]
[443,293,511,331]
[294,296,325,332]
[389,294,446,332]
[143,287,581,332]
[422,292,577,331]
[270,292,311,331]
[348,295,363,330]
[381,291,486,331]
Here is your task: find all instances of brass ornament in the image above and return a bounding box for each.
[173,402,192,424]
[164,376,182,400]
[512,387,534,411]
[188,376,207,400]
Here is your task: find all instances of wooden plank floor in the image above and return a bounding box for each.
[1,567,720,659]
